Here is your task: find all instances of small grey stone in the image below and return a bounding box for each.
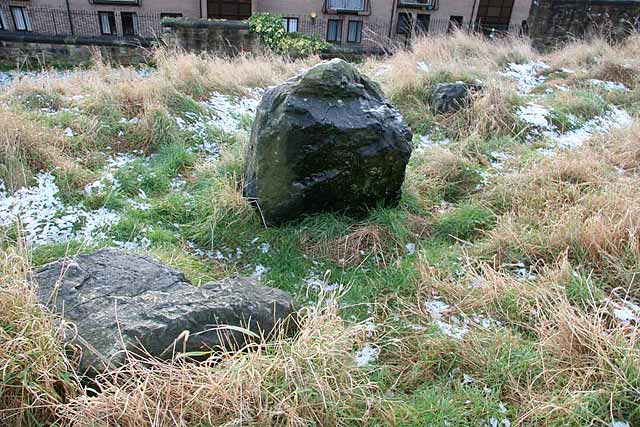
[430,82,482,114]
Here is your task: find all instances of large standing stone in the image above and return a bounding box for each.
[243,59,413,225]
[34,248,294,374]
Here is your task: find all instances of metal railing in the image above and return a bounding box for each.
[0,6,166,39]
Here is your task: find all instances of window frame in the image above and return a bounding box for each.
[98,11,117,36]
[346,20,362,43]
[121,11,138,36]
[0,9,9,31]
[326,19,343,43]
[160,12,183,19]
[283,17,298,33]
[10,6,32,32]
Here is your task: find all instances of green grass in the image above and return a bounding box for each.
[434,203,495,241]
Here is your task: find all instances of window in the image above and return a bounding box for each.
[121,12,138,36]
[347,20,362,43]
[326,0,365,12]
[99,11,116,35]
[416,13,430,35]
[449,15,463,31]
[283,17,298,33]
[396,12,412,35]
[0,9,8,31]
[160,13,183,19]
[327,19,342,43]
[10,7,32,32]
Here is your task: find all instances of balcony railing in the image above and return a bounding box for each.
[326,0,366,12]
[399,0,437,9]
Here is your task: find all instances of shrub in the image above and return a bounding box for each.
[249,13,329,57]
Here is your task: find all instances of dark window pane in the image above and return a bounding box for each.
[122,12,137,36]
[416,13,430,35]
[396,12,412,34]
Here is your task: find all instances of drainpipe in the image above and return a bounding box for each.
[199,0,203,19]
[65,0,74,35]
[388,0,398,38]
[469,0,479,30]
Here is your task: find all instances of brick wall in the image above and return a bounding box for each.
[528,0,640,49]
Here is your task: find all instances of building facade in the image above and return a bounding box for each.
[0,0,531,42]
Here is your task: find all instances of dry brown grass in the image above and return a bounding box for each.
[0,246,80,426]
[0,109,87,190]
[304,225,401,268]
[58,302,385,427]
[367,30,535,95]
[440,80,522,140]
[478,124,640,294]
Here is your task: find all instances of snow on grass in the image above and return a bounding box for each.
[588,79,629,91]
[555,106,632,150]
[518,102,633,152]
[606,293,640,326]
[354,344,379,367]
[501,62,549,94]
[425,299,470,339]
[0,173,120,246]
[516,103,554,130]
[176,90,261,158]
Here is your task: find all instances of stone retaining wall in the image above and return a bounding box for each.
[528,0,640,49]
[0,33,150,68]
[160,18,258,55]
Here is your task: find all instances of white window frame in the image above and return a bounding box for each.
[10,7,32,32]
[99,11,116,35]
[283,17,298,33]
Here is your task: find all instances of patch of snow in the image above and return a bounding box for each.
[354,344,379,367]
[304,276,340,293]
[589,79,628,91]
[252,264,269,277]
[415,134,450,151]
[517,103,553,130]
[501,62,549,93]
[606,295,640,326]
[555,106,632,150]
[416,61,430,73]
[425,299,470,339]
[0,173,120,246]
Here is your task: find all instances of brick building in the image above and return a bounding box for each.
[0,0,531,42]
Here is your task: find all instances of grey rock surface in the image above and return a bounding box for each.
[34,248,294,374]
[243,58,413,225]
[430,82,481,113]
